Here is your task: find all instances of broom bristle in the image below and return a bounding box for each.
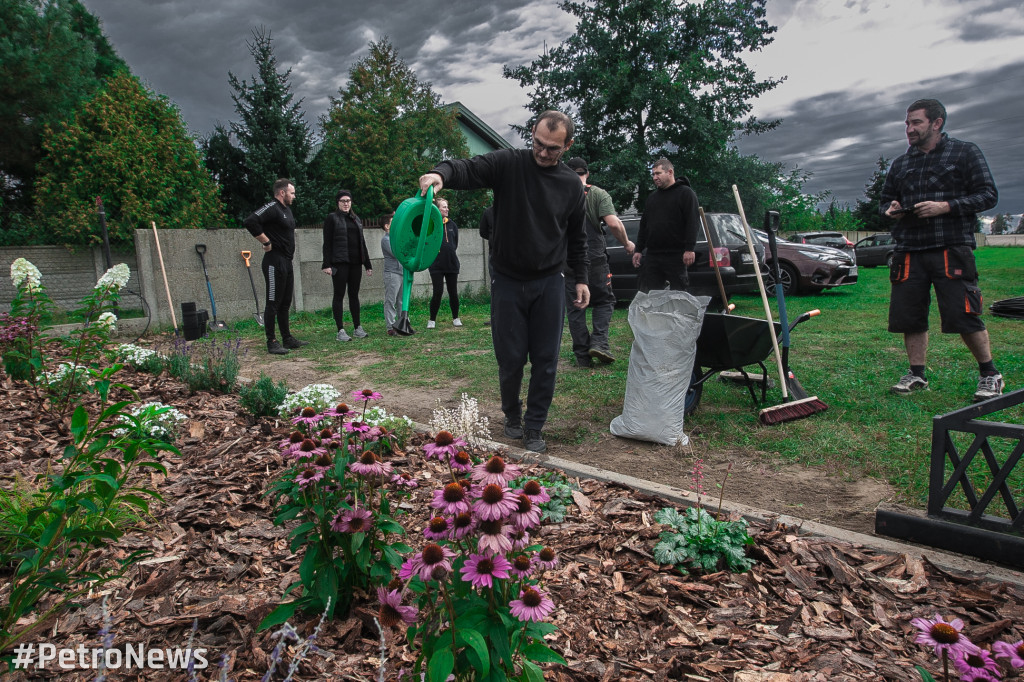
[758,395,828,425]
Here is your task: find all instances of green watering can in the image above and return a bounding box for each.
[389,186,444,335]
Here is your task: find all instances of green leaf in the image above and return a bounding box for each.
[427,645,454,682]
[520,660,545,682]
[456,627,490,673]
[520,642,567,665]
[915,666,937,682]
[258,601,300,631]
[489,619,513,667]
[70,406,89,440]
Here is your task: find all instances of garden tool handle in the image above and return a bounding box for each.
[195,243,207,255]
[241,251,252,266]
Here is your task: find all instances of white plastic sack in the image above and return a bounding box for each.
[610,290,709,445]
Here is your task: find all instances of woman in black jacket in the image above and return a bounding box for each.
[322,190,372,341]
[427,197,462,328]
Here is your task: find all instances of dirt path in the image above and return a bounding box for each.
[239,338,895,535]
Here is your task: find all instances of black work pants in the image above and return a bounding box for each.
[261,252,293,342]
[565,257,615,363]
[429,271,460,321]
[638,252,689,292]
[331,263,363,329]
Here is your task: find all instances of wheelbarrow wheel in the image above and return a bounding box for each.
[684,366,703,416]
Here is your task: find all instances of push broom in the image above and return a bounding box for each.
[732,187,827,425]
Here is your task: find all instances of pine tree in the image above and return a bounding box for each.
[853,156,890,233]
[990,213,1009,235]
[33,72,225,245]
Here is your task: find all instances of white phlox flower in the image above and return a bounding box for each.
[10,258,42,291]
[97,312,118,328]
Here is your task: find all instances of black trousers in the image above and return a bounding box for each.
[331,263,363,329]
[490,270,565,431]
[429,271,460,320]
[638,252,689,292]
[261,252,293,342]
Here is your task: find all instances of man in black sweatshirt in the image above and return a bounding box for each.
[244,178,308,355]
[418,110,589,453]
[631,158,700,292]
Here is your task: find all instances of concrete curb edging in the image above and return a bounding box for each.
[460,432,1024,587]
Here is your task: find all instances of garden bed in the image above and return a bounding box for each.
[2,366,1023,681]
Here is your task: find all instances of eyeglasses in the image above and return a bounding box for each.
[575,170,587,176]
[338,198,352,203]
[532,138,567,155]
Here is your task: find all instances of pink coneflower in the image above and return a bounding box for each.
[993,640,1024,668]
[534,546,559,570]
[431,482,471,515]
[958,674,1000,682]
[331,507,373,534]
[509,554,535,578]
[291,406,324,428]
[292,437,326,461]
[953,649,1002,679]
[318,427,336,442]
[423,430,467,461]
[325,402,352,419]
[450,511,474,540]
[509,587,555,622]
[517,479,551,504]
[345,420,371,434]
[377,587,417,627]
[351,388,383,402]
[471,455,522,486]
[361,425,386,442]
[508,493,542,530]
[280,430,306,453]
[911,614,981,659]
[415,543,457,582]
[295,466,324,489]
[460,553,512,588]
[390,472,418,489]
[473,484,517,521]
[424,516,452,541]
[509,527,531,551]
[313,452,333,470]
[449,450,474,473]
[349,450,393,477]
[476,518,513,554]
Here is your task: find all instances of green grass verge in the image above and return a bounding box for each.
[229,249,1024,510]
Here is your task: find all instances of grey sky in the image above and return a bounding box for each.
[80,0,1024,214]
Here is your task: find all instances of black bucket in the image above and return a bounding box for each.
[181,302,209,341]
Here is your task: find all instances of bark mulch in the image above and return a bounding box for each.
[2,366,1023,681]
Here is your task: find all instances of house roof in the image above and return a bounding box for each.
[444,101,514,154]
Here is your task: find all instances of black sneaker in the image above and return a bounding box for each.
[503,416,524,439]
[283,336,308,349]
[267,340,289,355]
[589,347,615,364]
[523,429,546,453]
[576,356,593,368]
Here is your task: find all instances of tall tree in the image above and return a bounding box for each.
[0,0,126,210]
[318,38,489,226]
[504,0,782,212]
[33,72,225,245]
[205,27,317,225]
[990,213,1009,235]
[1015,215,1024,235]
[853,156,890,233]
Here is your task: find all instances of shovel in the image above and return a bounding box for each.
[240,251,264,326]
[195,244,228,331]
[389,186,444,335]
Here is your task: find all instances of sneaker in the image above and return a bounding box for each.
[589,347,615,364]
[523,429,546,453]
[336,328,352,342]
[282,336,308,349]
[503,416,524,440]
[426,320,436,329]
[974,373,1005,402]
[267,340,289,355]
[386,328,397,337]
[452,318,463,327]
[891,372,928,394]
[352,326,368,338]
[576,356,593,368]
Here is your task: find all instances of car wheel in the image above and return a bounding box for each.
[773,262,798,296]
[685,366,703,416]
[885,252,894,268]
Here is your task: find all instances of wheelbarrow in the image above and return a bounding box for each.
[684,309,818,415]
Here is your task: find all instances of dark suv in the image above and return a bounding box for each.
[607,213,764,301]
[854,232,896,267]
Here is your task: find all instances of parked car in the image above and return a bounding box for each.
[607,213,764,302]
[789,231,855,255]
[753,229,858,295]
[854,232,896,267]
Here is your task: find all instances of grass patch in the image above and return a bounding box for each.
[227,249,1024,509]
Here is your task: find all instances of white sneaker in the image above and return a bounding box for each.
[974,373,1005,402]
[352,325,368,338]
[336,328,352,342]
[426,320,436,329]
[452,318,463,327]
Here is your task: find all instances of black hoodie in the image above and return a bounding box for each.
[636,179,700,255]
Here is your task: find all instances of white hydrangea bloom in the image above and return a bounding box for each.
[277,383,341,417]
[114,401,187,441]
[10,258,42,292]
[96,312,118,329]
[95,263,131,291]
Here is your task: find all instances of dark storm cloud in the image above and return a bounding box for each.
[735,60,1024,214]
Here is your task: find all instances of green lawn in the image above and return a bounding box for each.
[233,248,1023,509]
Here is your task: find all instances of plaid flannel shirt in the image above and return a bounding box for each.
[880,133,998,251]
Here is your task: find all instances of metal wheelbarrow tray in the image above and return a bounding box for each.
[685,312,783,414]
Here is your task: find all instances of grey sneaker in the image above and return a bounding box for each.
[352,326,368,338]
[891,372,928,394]
[336,328,352,342]
[523,429,546,453]
[267,340,289,355]
[503,416,523,439]
[589,347,615,364]
[974,374,1005,402]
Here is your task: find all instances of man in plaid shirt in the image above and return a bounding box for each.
[881,98,1003,402]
